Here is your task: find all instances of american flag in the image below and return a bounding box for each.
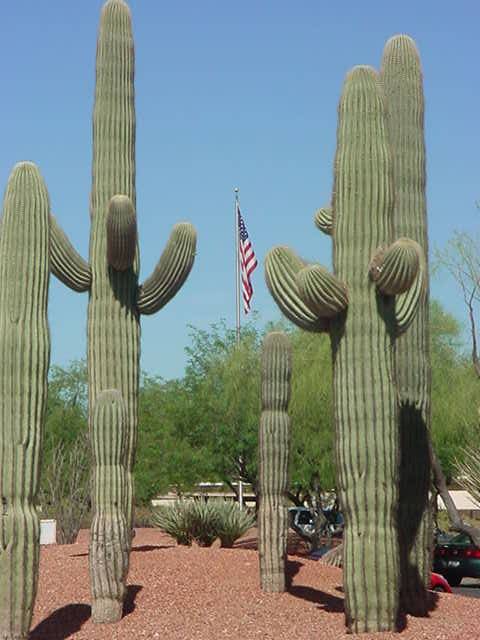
[237,204,258,314]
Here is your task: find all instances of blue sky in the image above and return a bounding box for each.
[1,1,478,380]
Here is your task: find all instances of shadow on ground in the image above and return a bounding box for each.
[289,584,344,613]
[70,544,171,558]
[29,585,143,639]
[30,604,91,640]
[123,584,143,616]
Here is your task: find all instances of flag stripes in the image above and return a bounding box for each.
[237,204,257,314]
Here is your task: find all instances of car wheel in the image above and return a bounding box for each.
[445,574,462,587]
[432,585,446,592]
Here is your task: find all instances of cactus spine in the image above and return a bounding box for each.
[258,332,291,592]
[49,0,196,622]
[0,163,50,640]
[381,35,432,615]
[89,390,129,623]
[265,67,423,632]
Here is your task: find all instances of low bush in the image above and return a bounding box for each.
[38,434,91,544]
[153,498,255,547]
[153,500,194,546]
[213,500,255,547]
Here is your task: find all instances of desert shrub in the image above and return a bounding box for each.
[134,505,155,528]
[213,500,255,547]
[38,434,91,544]
[153,498,255,547]
[153,500,194,545]
[188,499,221,546]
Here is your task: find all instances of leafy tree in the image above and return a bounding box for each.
[39,360,90,541]
[182,319,263,496]
[136,375,215,503]
[41,360,88,490]
[430,301,478,480]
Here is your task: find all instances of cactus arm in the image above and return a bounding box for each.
[106,195,137,271]
[369,238,420,295]
[314,206,334,235]
[50,213,92,291]
[265,247,330,332]
[296,264,348,318]
[137,222,196,315]
[394,251,427,334]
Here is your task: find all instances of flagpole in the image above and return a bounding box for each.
[234,188,241,345]
[234,187,243,509]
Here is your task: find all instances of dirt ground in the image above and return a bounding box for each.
[29,528,479,639]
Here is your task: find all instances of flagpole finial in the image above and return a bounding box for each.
[234,187,239,194]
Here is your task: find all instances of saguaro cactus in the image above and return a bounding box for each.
[381,35,431,615]
[258,332,292,592]
[89,390,129,623]
[49,0,196,622]
[0,162,50,640]
[265,67,423,632]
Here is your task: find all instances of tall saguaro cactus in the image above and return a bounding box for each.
[381,35,431,615]
[0,162,51,640]
[258,332,291,592]
[265,68,423,632]
[50,0,196,622]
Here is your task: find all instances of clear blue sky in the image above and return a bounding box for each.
[1,1,478,379]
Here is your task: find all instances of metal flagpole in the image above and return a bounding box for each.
[234,188,241,344]
[234,187,243,508]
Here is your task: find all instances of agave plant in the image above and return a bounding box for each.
[153,498,221,547]
[152,500,194,546]
[213,500,255,548]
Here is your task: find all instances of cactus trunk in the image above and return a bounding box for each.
[330,68,400,633]
[88,0,139,621]
[258,332,291,592]
[0,163,50,639]
[89,390,129,623]
[381,35,432,615]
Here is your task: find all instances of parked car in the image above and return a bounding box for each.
[433,532,480,586]
[288,507,315,537]
[288,506,344,539]
[430,572,452,593]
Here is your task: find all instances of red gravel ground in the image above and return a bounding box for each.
[30,528,479,639]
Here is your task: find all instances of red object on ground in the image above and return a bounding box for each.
[430,572,453,593]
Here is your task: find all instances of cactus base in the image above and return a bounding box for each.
[91,598,123,624]
[260,571,286,593]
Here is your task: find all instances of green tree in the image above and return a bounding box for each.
[41,360,88,484]
[430,301,478,480]
[135,375,215,503]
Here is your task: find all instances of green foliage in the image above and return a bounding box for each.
[430,301,478,480]
[41,360,88,497]
[152,499,254,547]
[183,319,263,491]
[213,500,255,547]
[455,443,480,507]
[153,499,219,547]
[135,375,215,504]
[38,433,90,544]
[288,331,334,498]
